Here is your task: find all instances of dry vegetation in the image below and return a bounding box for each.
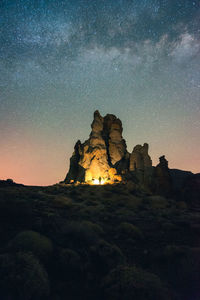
[0,181,199,300]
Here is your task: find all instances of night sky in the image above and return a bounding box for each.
[1,0,200,185]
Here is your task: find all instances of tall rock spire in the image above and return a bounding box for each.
[64,111,126,184]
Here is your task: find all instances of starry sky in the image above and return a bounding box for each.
[0,0,200,185]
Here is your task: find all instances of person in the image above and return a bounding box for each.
[99,176,101,184]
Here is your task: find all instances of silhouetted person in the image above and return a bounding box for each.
[99,176,101,184]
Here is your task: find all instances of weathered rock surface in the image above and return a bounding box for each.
[65,111,126,183]
[64,111,173,195]
[129,143,152,171]
[129,143,153,189]
[103,114,127,166]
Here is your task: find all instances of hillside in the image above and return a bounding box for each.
[0,181,199,300]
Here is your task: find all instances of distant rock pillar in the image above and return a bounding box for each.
[129,143,152,171]
[155,155,173,196]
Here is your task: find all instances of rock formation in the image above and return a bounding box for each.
[130,143,152,171]
[64,110,173,195]
[182,173,200,208]
[154,156,173,196]
[65,111,126,184]
[129,143,153,189]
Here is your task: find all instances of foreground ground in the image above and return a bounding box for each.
[0,181,199,300]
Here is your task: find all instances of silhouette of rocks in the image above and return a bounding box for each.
[154,156,173,196]
[169,169,193,190]
[182,173,200,208]
[130,143,152,171]
[129,143,153,188]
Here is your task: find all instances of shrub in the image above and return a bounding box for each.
[162,245,200,299]
[102,265,170,300]
[81,221,104,236]
[57,248,81,279]
[8,230,53,262]
[62,222,99,251]
[0,252,50,300]
[0,198,33,226]
[53,247,87,300]
[51,196,73,208]
[90,239,125,274]
[118,222,143,240]
[6,178,14,184]
[176,201,187,209]
[147,196,169,209]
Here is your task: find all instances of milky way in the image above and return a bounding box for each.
[0,0,200,185]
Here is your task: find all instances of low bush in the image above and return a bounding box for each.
[62,221,100,251]
[0,252,50,300]
[90,239,125,274]
[102,265,170,300]
[8,230,53,262]
[162,245,200,299]
[147,196,169,209]
[81,221,104,236]
[118,222,143,240]
[57,248,81,278]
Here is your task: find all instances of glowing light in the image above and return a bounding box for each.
[93,179,100,184]
[92,178,106,185]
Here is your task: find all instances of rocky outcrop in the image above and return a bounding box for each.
[103,114,127,166]
[64,140,85,183]
[64,111,173,194]
[65,111,126,184]
[169,169,193,190]
[182,173,200,208]
[129,143,153,189]
[129,143,152,171]
[154,156,173,196]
